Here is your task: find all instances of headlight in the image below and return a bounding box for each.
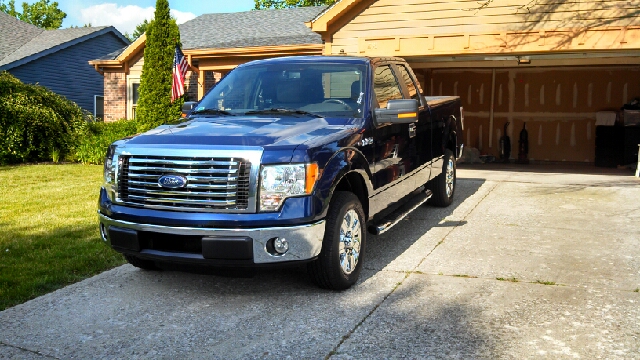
[259,163,319,212]
[103,144,118,200]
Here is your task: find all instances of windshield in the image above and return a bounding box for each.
[195,62,367,118]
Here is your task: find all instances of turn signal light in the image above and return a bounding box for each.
[306,163,319,193]
[398,112,417,119]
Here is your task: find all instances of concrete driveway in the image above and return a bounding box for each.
[1,164,639,359]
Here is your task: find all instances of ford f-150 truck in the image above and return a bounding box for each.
[99,56,463,290]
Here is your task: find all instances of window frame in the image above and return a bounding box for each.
[127,76,140,120]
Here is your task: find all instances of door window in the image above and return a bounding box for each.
[397,65,421,101]
[373,65,403,108]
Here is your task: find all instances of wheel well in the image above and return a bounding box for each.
[334,172,369,220]
[448,115,458,156]
[447,136,456,154]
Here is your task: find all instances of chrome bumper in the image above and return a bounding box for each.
[98,213,325,264]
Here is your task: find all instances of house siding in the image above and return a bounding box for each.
[8,32,127,112]
[330,0,640,56]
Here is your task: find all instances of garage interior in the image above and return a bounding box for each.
[415,59,640,165]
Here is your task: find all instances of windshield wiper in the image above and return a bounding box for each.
[245,108,323,118]
[189,108,235,116]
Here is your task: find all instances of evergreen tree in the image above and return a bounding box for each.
[135,0,182,132]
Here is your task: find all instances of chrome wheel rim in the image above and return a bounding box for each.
[339,209,361,275]
[445,158,455,198]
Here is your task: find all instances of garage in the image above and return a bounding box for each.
[308,0,640,164]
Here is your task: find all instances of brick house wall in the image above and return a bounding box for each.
[104,71,126,122]
[185,70,221,101]
[103,70,222,121]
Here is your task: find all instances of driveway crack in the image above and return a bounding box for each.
[324,271,410,360]
[327,180,502,358]
[0,341,58,359]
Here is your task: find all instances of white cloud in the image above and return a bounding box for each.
[170,9,196,25]
[79,3,195,35]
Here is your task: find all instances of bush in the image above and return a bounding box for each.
[74,119,139,164]
[0,72,88,164]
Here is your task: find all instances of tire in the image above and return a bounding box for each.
[308,191,366,290]
[124,254,158,270]
[427,149,456,207]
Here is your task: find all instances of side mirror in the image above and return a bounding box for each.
[181,101,197,116]
[374,99,419,124]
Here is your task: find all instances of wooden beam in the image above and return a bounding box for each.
[198,70,205,100]
[183,44,322,58]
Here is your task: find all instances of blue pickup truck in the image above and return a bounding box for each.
[99,56,463,290]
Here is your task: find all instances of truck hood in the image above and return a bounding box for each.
[125,116,361,148]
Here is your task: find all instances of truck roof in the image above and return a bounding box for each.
[239,55,409,67]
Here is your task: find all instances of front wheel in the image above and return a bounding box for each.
[427,149,456,207]
[308,191,366,290]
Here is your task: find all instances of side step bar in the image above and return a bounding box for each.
[368,189,433,235]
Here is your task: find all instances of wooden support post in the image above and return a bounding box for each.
[198,70,205,100]
[489,68,496,148]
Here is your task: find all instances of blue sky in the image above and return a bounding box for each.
[55,0,257,35]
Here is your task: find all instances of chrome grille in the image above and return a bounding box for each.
[118,156,251,212]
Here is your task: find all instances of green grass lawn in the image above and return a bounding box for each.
[0,164,125,311]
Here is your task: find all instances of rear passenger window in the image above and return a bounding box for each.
[397,65,420,101]
[373,65,403,108]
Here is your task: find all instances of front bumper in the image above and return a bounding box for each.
[99,212,325,265]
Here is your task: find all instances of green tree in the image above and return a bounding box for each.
[124,19,150,42]
[254,0,335,9]
[135,0,182,132]
[0,0,66,30]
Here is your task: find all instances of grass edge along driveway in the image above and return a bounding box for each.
[0,164,125,311]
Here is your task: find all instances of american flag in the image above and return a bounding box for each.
[171,45,189,102]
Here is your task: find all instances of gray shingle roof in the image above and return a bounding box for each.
[179,6,327,50]
[0,26,118,67]
[96,46,127,61]
[0,12,129,69]
[0,11,43,60]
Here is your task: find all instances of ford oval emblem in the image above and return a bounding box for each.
[158,175,187,189]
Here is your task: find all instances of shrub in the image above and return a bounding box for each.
[74,119,139,164]
[0,71,88,164]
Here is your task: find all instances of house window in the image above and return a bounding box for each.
[132,83,140,119]
[127,77,140,120]
[94,95,104,120]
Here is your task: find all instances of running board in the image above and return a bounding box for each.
[368,189,433,235]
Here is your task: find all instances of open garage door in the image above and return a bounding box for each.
[425,66,640,164]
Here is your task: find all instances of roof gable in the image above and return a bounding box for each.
[0,26,129,69]
[307,0,367,33]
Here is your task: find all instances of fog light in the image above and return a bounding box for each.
[100,223,108,242]
[266,237,289,256]
[274,237,288,254]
